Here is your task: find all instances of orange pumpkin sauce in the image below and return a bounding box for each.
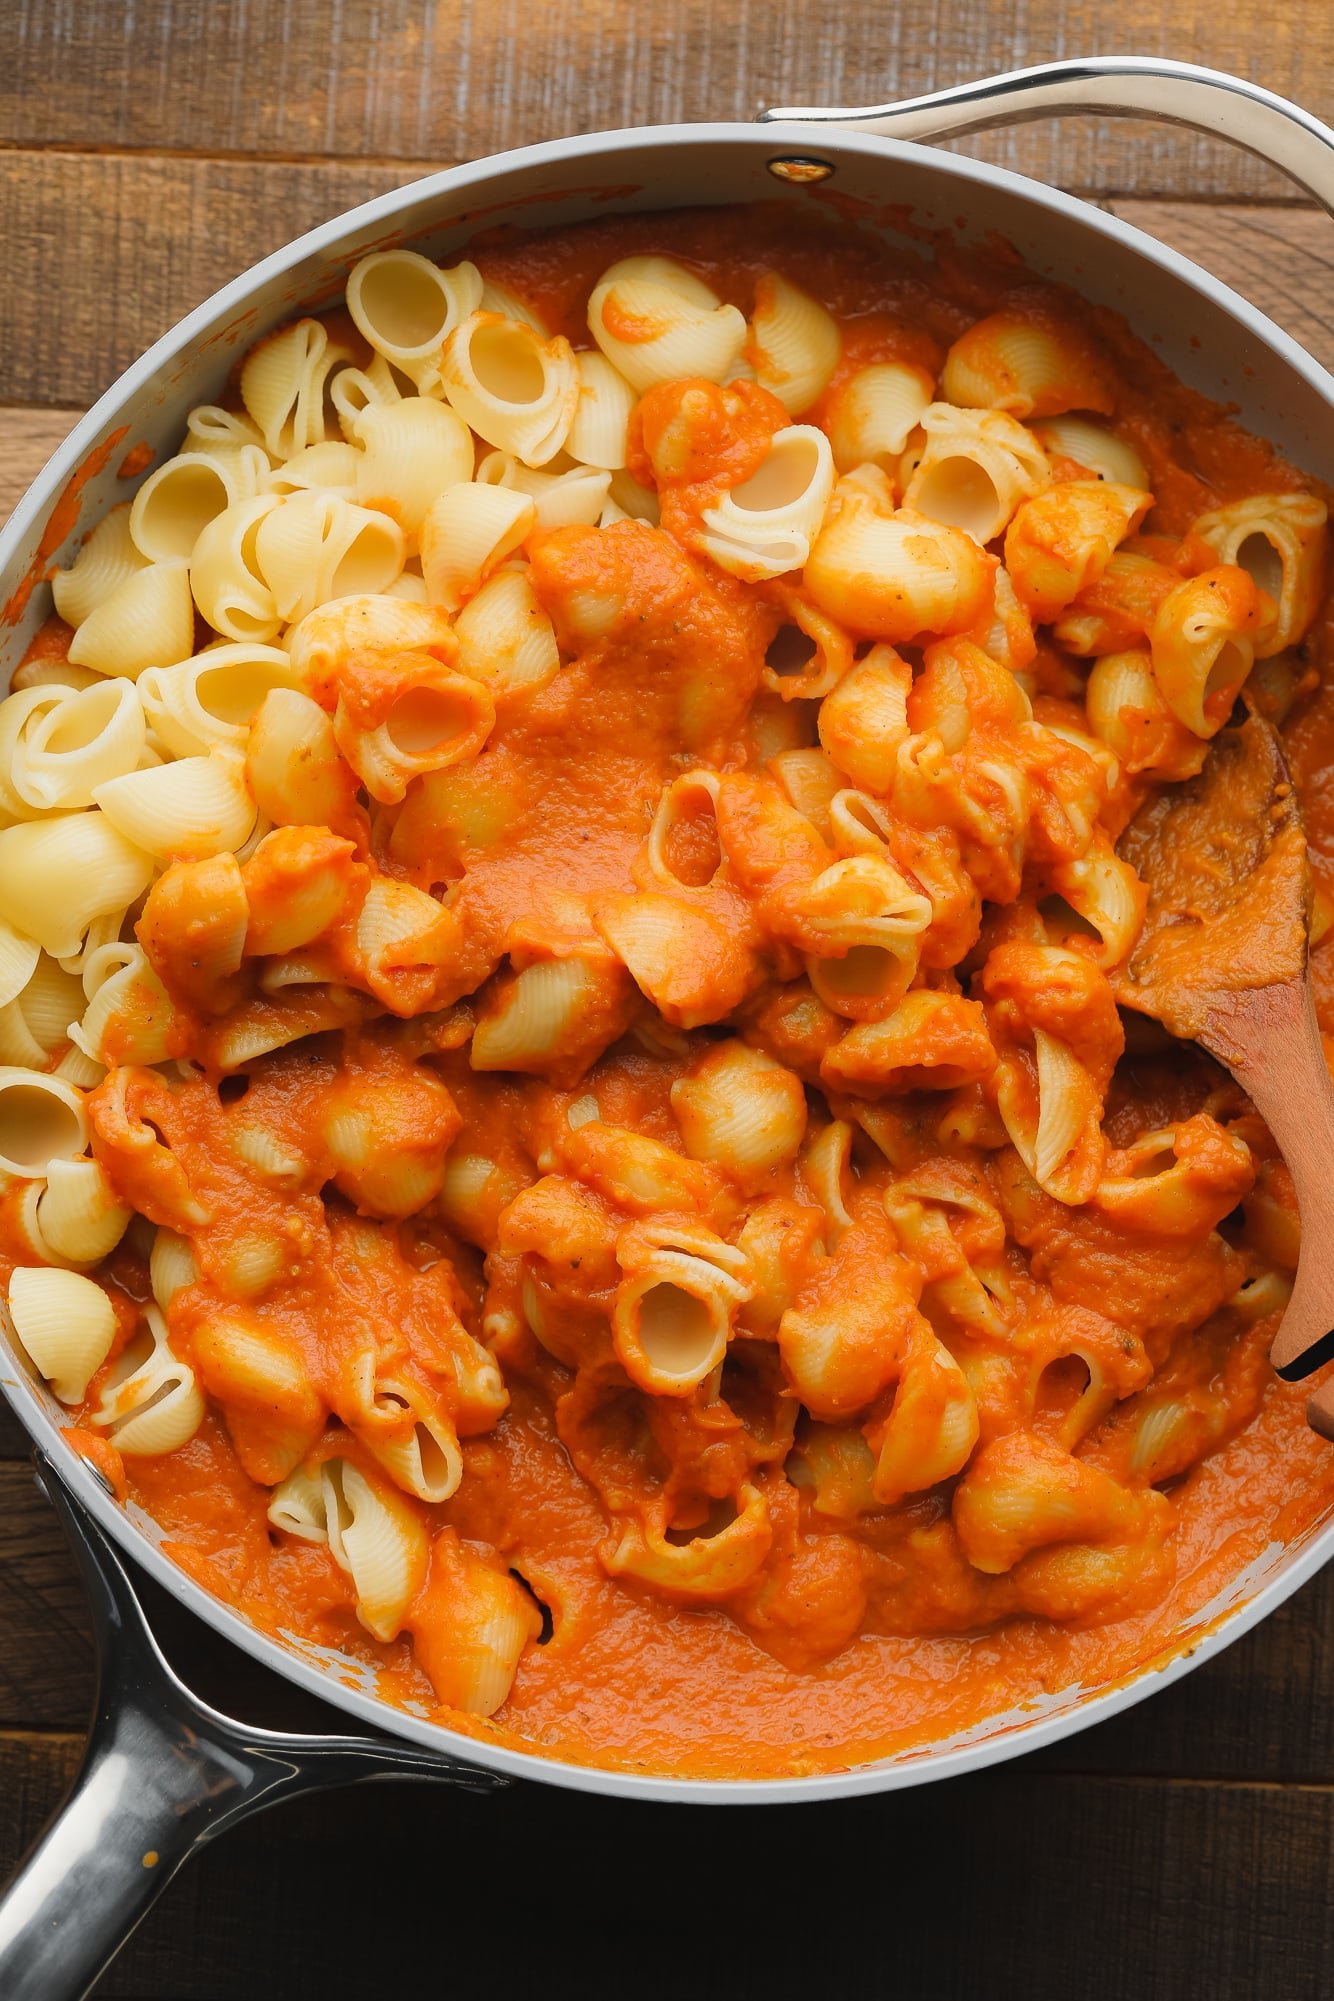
[14,205,1334,1781]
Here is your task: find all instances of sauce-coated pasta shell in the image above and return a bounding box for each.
[670,1040,808,1189]
[588,257,747,395]
[8,1266,117,1404]
[805,476,996,643]
[149,1226,198,1309]
[942,311,1116,420]
[1190,492,1327,658]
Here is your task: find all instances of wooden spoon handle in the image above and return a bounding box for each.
[1202,978,1334,1378]
[1307,1377,1334,1442]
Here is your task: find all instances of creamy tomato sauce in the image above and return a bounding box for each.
[12,203,1334,1779]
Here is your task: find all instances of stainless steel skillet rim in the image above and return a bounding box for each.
[1,118,1332,1805]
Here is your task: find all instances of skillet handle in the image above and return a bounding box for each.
[760,57,1334,218]
[0,1459,503,2001]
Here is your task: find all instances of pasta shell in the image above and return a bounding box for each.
[363,1377,463,1503]
[264,441,360,497]
[68,561,195,680]
[92,1304,205,1457]
[190,494,284,643]
[347,251,483,392]
[267,1465,329,1541]
[93,749,256,860]
[475,451,612,532]
[321,1458,429,1641]
[567,351,637,470]
[8,1266,117,1404]
[36,1158,131,1267]
[240,317,350,457]
[51,504,149,629]
[0,922,41,1013]
[670,1040,807,1188]
[478,276,549,334]
[749,272,841,415]
[353,397,475,539]
[255,491,405,625]
[697,424,835,581]
[129,448,266,562]
[139,644,303,758]
[13,679,147,810]
[441,313,579,467]
[826,362,935,474]
[0,813,154,959]
[149,1226,198,1308]
[453,566,560,694]
[1032,416,1148,489]
[419,482,534,612]
[588,258,747,394]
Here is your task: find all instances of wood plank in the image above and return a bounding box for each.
[0,408,80,530]
[0,1724,1329,1999]
[2,1,1332,203]
[0,160,1331,415]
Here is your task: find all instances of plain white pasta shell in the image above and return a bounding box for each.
[93,1303,206,1456]
[67,560,196,680]
[8,1265,117,1404]
[419,482,535,613]
[254,491,405,626]
[0,1066,88,1180]
[587,274,747,394]
[0,921,41,1013]
[149,1227,199,1309]
[453,567,560,693]
[37,1158,131,1267]
[827,362,935,473]
[267,1464,330,1542]
[264,440,360,497]
[347,251,482,388]
[365,1377,463,1503]
[13,678,147,811]
[440,314,580,466]
[93,750,256,860]
[190,494,284,643]
[0,1000,47,1069]
[129,449,256,563]
[567,351,637,470]
[750,273,841,415]
[0,814,154,959]
[321,1459,428,1641]
[16,955,85,1051]
[51,505,149,630]
[697,425,835,582]
[139,644,304,759]
[353,397,475,538]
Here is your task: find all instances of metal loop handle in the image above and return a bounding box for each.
[0,1458,503,2001]
[760,57,1334,219]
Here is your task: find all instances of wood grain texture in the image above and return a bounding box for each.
[3,0,1332,202]
[0,169,1330,414]
[0,1731,1330,2000]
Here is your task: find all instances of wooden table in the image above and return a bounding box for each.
[2,6,1334,1994]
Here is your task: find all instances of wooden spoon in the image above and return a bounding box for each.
[1117,714,1334,1439]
